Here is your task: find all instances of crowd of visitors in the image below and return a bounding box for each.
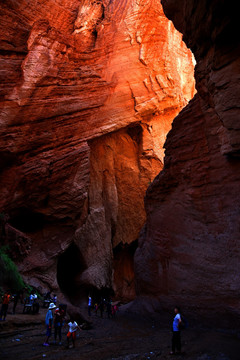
[0,290,186,353]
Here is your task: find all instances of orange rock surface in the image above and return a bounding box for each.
[0,0,195,299]
[135,0,240,323]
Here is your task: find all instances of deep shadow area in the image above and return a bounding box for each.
[57,243,114,302]
[113,240,138,302]
[9,208,45,233]
[57,242,86,299]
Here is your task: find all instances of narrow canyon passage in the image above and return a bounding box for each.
[0,4,239,360]
[0,0,195,304]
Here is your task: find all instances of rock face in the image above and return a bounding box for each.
[0,0,195,300]
[135,0,240,324]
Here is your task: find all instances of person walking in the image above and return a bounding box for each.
[54,305,65,345]
[43,302,56,346]
[170,306,182,355]
[99,298,104,318]
[88,295,92,316]
[66,317,81,349]
[12,291,20,314]
[0,291,11,321]
[106,299,112,319]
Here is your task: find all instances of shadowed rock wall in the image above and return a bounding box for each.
[0,0,195,300]
[135,0,240,324]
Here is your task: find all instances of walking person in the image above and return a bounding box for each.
[99,298,104,318]
[0,291,11,321]
[106,299,112,319]
[88,295,92,316]
[170,306,182,355]
[66,317,81,349]
[54,305,65,345]
[12,291,20,314]
[43,302,56,346]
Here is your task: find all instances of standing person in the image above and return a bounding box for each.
[32,292,39,314]
[106,299,112,319]
[88,295,92,316]
[170,306,182,355]
[112,303,119,318]
[99,298,104,318]
[54,305,65,345]
[43,302,56,346]
[12,291,20,314]
[53,294,57,305]
[0,291,11,321]
[66,317,81,349]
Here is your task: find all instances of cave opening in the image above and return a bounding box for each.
[113,240,138,302]
[57,242,86,300]
[57,242,114,303]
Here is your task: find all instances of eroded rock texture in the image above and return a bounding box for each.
[135,0,240,324]
[0,0,195,300]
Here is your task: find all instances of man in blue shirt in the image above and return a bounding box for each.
[170,306,182,355]
[43,302,56,346]
[88,296,92,316]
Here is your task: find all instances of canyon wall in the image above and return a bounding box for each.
[135,0,240,324]
[0,0,195,301]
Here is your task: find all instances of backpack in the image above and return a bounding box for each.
[179,315,189,330]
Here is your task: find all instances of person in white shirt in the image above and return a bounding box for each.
[66,317,81,348]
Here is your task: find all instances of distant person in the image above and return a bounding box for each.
[170,306,182,355]
[0,291,11,321]
[46,291,52,300]
[53,294,57,305]
[21,287,28,303]
[43,291,52,308]
[32,292,39,314]
[12,291,21,314]
[29,290,35,305]
[43,302,56,346]
[94,302,99,315]
[106,299,112,319]
[112,303,119,318]
[66,317,81,349]
[88,295,92,316]
[54,305,65,345]
[99,298,104,318]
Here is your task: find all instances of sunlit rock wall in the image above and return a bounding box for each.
[0,0,195,300]
[135,0,240,324]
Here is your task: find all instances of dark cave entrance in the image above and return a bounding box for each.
[57,242,87,300]
[113,240,138,302]
[57,243,114,303]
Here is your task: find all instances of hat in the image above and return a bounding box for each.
[49,303,56,310]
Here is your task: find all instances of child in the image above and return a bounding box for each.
[66,317,81,348]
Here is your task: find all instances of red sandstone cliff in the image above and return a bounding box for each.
[0,0,195,301]
[135,0,240,324]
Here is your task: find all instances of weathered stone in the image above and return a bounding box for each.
[0,0,194,300]
[135,0,240,324]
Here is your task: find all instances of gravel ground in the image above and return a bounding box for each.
[0,305,239,360]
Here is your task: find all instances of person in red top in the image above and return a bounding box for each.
[0,291,11,321]
[54,305,65,345]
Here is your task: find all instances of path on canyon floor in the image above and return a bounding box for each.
[0,306,239,360]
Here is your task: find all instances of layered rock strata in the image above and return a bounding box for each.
[135,0,240,324]
[0,0,195,300]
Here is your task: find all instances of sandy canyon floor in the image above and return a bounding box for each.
[0,305,239,360]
